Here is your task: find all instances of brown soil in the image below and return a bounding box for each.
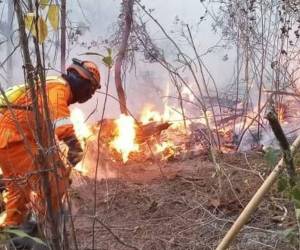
[69,152,295,250]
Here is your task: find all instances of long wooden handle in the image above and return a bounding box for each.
[216,135,300,250]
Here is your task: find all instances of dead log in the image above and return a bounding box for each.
[136,121,171,143]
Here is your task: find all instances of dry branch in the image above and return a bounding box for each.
[265,106,296,186]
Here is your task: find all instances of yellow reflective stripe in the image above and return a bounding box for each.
[53,117,72,128]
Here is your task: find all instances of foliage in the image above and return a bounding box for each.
[48,5,60,31]
[24,2,60,43]
[81,48,114,68]
[264,147,281,168]
[24,14,48,43]
[3,228,46,246]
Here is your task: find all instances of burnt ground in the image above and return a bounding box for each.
[69,151,297,250]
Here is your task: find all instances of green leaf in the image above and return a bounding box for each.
[291,186,300,201]
[293,198,300,209]
[264,147,280,167]
[107,48,112,56]
[80,52,105,58]
[3,229,47,246]
[102,56,113,68]
[277,176,288,192]
[281,227,297,239]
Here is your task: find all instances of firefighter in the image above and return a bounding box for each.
[0,58,100,248]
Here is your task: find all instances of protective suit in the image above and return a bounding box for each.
[0,58,100,229]
[0,76,78,226]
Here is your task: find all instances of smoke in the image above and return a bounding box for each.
[0,0,235,122]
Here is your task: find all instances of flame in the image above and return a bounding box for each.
[155,141,175,159]
[70,107,93,141]
[70,108,92,174]
[74,161,88,175]
[276,103,287,123]
[163,105,190,130]
[140,105,190,132]
[110,114,139,162]
[140,106,162,124]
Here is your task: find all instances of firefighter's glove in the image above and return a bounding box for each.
[63,135,84,166]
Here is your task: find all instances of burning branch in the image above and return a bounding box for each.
[136,121,172,144]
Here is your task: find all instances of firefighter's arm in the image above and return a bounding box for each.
[48,85,83,166]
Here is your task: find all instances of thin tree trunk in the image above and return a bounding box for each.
[114,0,134,115]
[61,0,66,73]
[14,1,61,249]
[6,0,14,84]
[233,31,240,139]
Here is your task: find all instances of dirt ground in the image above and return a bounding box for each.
[69,151,296,250]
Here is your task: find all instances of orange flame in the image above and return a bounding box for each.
[140,105,190,132]
[110,115,139,162]
[70,107,93,142]
[70,108,92,173]
[155,141,175,160]
[140,106,162,124]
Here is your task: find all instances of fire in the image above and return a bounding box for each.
[70,107,93,142]
[110,114,139,162]
[70,108,92,173]
[74,161,88,175]
[163,105,190,130]
[155,141,175,160]
[69,107,178,168]
[140,106,162,124]
[140,105,190,132]
[276,103,287,123]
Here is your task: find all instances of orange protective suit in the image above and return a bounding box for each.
[0,76,75,226]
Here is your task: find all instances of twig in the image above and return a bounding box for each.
[93,216,140,250]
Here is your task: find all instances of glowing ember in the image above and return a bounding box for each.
[155,141,175,159]
[110,115,139,162]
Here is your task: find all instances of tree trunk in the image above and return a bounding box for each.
[6,0,14,84]
[114,0,134,115]
[14,1,61,249]
[61,0,66,73]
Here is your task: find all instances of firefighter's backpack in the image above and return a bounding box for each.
[0,76,66,114]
